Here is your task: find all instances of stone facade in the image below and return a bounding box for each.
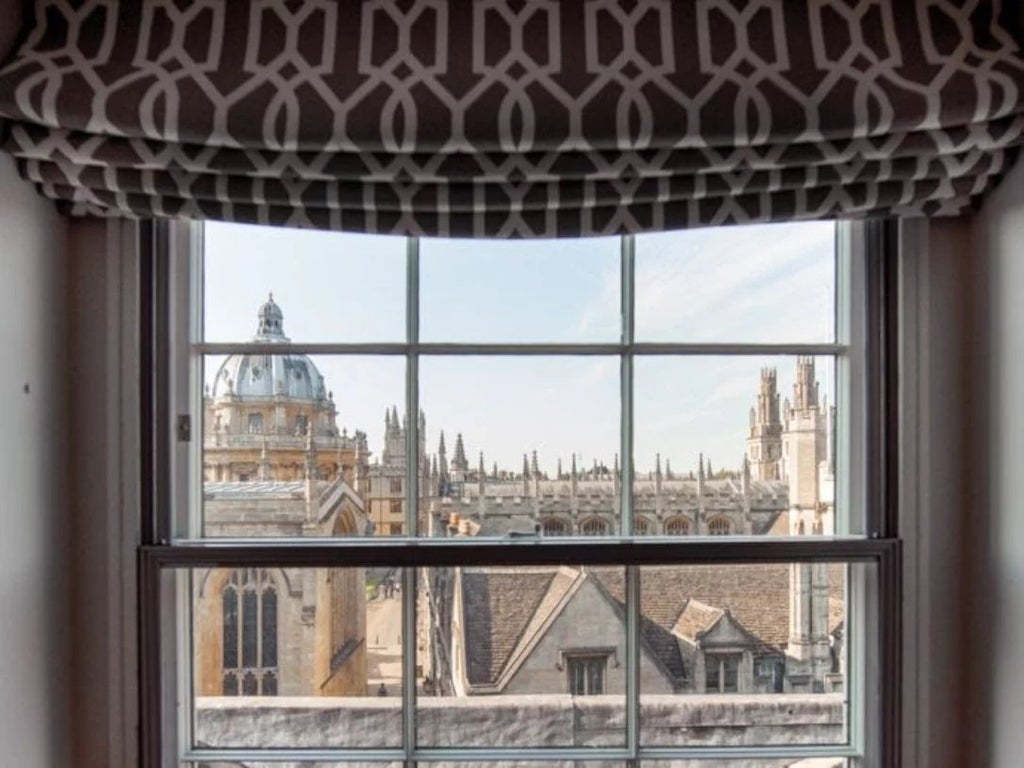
[195,297,370,698]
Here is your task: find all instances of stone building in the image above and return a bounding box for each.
[442,564,844,697]
[420,359,840,698]
[197,297,840,703]
[203,294,370,486]
[196,297,371,698]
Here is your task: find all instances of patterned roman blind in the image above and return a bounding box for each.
[0,1,1021,237]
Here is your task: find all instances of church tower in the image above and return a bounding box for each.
[782,356,832,535]
[746,367,783,480]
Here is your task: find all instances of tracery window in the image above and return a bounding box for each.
[664,516,691,536]
[221,569,278,696]
[707,517,731,536]
[541,517,568,536]
[579,517,609,536]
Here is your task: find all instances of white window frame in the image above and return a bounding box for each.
[135,218,900,767]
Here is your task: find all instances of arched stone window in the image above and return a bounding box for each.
[664,516,691,536]
[708,517,732,536]
[579,517,608,536]
[541,517,568,536]
[634,516,653,535]
[247,412,264,434]
[222,569,278,696]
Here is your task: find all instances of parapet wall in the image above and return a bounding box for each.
[196,693,844,766]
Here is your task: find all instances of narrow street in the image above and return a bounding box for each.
[365,588,403,697]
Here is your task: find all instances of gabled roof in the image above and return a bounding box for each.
[458,563,846,690]
[673,599,724,642]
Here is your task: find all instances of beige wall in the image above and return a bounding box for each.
[0,145,70,768]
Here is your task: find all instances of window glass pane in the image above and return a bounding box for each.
[418,356,620,537]
[200,355,405,538]
[262,587,278,668]
[420,237,621,342]
[417,565,626,748]
[190,567,403,749]
[222,586,238,669]
[242,586,258,668]
[635,221,836,343]
[633,356,841,535]
[203,222,406,342]
[639,562,857,748]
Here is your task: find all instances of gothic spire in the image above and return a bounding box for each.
[454,433,467,469]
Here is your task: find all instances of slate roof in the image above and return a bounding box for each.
[594,564,843,651]
[462,568,558,686]
[204,480,307,498]
[459,564,845,689]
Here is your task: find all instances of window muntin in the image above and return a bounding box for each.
[160,220,883,764]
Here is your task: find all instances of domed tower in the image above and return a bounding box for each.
[203,295,369,484]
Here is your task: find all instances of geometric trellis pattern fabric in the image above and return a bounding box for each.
[0,0,1021,237]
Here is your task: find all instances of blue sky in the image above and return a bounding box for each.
[203,221,835,474]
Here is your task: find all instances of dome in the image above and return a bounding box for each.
[211,296,328,402]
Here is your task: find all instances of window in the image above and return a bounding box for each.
[541,517,568,536]
[218,569,278,696]
[664,516,690,535]
[143,220,898,766]
[707,517,731,536]
[567,655,606,695]
[706,654,741,693]
[246,412,263,434]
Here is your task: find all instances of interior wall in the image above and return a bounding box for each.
[965,155,1024,766]
[898,217,971,768]
[66,218,139,768]
[0,151,71,765]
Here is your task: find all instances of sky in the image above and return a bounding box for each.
[203,221,836,475]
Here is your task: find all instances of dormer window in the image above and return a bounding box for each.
[705,653,741,693]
